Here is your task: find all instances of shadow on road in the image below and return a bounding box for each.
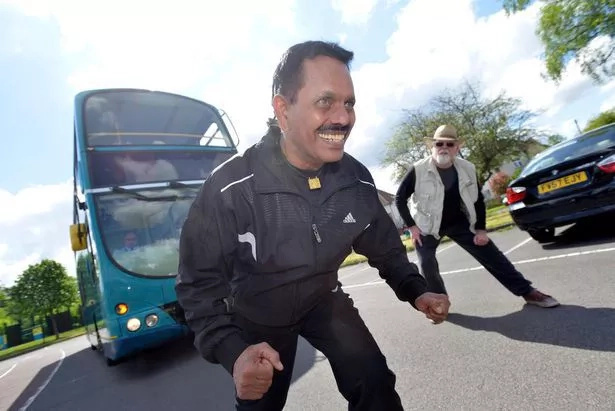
[10,335,319,411]
[447,304,615,352]
[542,212,615,250]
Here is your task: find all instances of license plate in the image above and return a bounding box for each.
[538,171,588,194]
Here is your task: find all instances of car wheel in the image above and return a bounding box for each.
[528,227,555,243]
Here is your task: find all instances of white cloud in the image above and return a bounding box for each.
[0,182,74,287]
[0,181,72,224]
[331,0,379,25]
[555,119,583,140]
[2,0,298,97]
[599,84,615,112]
[344,0,613,184]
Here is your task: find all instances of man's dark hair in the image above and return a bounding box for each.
[272,41,354,104]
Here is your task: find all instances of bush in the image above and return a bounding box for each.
[488,171,511,197]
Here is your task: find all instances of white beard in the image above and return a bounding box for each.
[435,153,452,166]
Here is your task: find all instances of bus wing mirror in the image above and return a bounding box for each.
[70,223,88,251]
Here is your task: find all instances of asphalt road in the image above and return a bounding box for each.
[2,219,614,410]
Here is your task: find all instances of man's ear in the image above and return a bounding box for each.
[272,94,289,132]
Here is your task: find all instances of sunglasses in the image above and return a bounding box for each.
[434,141,456,147]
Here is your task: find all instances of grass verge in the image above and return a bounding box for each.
[0,327,87,362]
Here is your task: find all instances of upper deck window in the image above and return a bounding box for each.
[84,90,234,148]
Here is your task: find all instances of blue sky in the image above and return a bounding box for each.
[1,0,614,286]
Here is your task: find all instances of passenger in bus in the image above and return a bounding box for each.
[118,231,139,252]
[176,41,450,411]
[114,151,179,183]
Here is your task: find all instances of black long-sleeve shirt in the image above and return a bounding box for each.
[394,166,486,233]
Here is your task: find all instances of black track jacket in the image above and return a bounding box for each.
[176,129,427,374]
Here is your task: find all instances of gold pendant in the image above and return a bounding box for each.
[308,176,321,190]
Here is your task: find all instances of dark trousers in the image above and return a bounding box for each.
[415,223,533,296]
[235,288,403,411]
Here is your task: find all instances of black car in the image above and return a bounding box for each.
[506,123,615,243]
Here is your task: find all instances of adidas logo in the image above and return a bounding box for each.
[343,212,356,224]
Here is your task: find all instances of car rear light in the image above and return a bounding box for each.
[506,186,526,204]
[597,154,615,173]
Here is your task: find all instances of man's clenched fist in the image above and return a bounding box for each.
[414,292,450,324]
[233,342,284,400]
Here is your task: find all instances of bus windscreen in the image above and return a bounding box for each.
[95,186,199,277]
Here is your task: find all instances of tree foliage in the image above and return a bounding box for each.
[9,260,78,339]
[584,107,615,131]
[382,82,543,186]
[547,134,565,146]
[504,0,615,83]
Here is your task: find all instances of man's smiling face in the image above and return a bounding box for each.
[275,55,356,170]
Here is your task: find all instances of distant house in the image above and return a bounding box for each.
[377,189,405,230]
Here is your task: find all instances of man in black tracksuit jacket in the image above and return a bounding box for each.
[176,41,450,411]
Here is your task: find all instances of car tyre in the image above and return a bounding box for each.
[528,227,555,243]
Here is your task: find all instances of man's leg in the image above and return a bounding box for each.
[234,316,299,411]
[301,288,404,411]
[416,234,447,294]
[444,224,533,296]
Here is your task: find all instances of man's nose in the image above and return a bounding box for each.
[330,103,352,125]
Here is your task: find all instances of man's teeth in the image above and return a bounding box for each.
[318,133,345,142]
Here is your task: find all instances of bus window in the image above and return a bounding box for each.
[83,90,235,148]
[88,150,235,187]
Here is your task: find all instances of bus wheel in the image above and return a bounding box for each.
[106,357,120,367]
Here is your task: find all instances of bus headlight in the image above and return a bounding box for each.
[126,318,141,332]
[145,314,159,328]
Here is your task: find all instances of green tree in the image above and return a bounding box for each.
[0,286,7,308]
[504,0,615,83]
[547,133,565,145]
[9,260,78,339]
[383,82,543,185]
[584,107,615,131]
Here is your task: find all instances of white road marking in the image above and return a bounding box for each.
[343,246,615,290]
[339,265,371,281]
[19,349,66,411]
[503,237,532,255]
[436,244,455,254]
[0,364,17,379]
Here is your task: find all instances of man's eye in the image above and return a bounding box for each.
[317,97,332,106]
[344,101,355,109]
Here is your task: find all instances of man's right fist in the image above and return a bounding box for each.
[233,342,284,400]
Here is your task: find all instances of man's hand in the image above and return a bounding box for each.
[414,292,450,324]
[233,342,284,400]
[473,230,489,246]
[408,225,423,247]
